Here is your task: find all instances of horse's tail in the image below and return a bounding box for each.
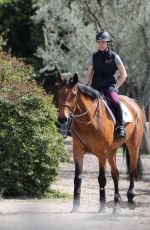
[123,144,143,180]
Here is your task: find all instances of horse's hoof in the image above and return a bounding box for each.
[112,207,119,215]
[128,200,136,210]
[114,193,121,202]
[70,206,79,213]
[98,205,106,214]
[112,203,120,215]
[127,189,135,201]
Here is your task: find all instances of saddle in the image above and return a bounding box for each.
[103,96,132,125]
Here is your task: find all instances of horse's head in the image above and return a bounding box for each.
[56,72,79,125]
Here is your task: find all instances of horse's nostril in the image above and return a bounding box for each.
[58,116,68,124]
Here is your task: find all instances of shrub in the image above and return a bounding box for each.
[0,51,64,197]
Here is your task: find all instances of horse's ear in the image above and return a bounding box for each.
[73,73,78,84]
[55,72,64,86]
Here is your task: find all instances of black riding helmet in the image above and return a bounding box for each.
[96,31,112,42]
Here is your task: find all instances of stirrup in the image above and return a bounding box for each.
[115,126,126,138]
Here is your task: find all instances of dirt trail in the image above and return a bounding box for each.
[0,137,150,230]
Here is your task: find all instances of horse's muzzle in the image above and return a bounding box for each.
[60,122,69,137]
[58,116,69,137]
[58,116,68,124]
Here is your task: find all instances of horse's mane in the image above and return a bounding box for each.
[78,83,102,100]
[61,74,102,100]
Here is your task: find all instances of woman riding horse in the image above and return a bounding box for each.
[85,31,127,138]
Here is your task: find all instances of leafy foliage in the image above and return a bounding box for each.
[0,0,39,59]
[33,0,96,75]
[77,0,150,104]
[0,50,64,197]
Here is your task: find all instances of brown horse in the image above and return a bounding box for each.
[57,73,144,213]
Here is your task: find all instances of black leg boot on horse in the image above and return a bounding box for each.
[127,172,136,210]
[113,173,121,214]
[71,176,82,212]
[71,162,83,213]
[114,102,126,138]
[98,174,107,213]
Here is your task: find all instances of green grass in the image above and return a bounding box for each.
[44,189,72,200]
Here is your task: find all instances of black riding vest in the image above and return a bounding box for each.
[91,50,118,90]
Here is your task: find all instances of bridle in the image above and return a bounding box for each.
[60,86,99,146]
[59,85,99,124]
[59,85,99,139]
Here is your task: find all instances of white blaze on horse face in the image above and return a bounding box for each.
[58,84,78,122]
[61,106,70,120]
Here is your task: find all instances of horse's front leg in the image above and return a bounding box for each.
[107,149,121,214]
[71,143,85,213]
[98,155,107,213]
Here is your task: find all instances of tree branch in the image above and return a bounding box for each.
[82,0,104,30]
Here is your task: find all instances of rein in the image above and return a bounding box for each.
[71,98,99,147]
[60,97,99,125]
[72,98,99,124]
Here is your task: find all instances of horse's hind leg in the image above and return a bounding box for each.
[106,148,121,213]
[98,155,107,212]
[71,143,85,213]
[125,143,142,208]
[127,149,136,203]
[126,110,144,207]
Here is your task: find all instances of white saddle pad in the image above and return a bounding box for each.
[104,101,133,125]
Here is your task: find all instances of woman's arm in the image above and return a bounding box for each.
[84,64,94,85]
[115,63,127,89]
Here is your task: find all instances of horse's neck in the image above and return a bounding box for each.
[81,95,110,120]
[76,94,94,114]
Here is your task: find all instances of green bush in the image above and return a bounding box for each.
[0,51,64,197]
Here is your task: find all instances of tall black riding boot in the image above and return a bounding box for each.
[114,102,126,138]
